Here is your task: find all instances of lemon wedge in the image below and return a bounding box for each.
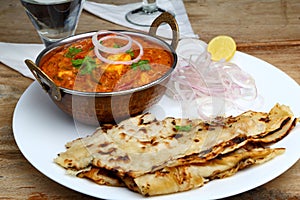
[207,35,236,61]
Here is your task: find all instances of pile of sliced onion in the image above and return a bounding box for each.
[92,30,143,65]
[167,38,260,120]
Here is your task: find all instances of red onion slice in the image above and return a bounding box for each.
[167,38,260,119]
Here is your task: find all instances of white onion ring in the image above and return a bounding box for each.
[94,39,143,65]
[92,31,132,54]
[92,30,144,65]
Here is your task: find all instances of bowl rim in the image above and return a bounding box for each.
[35,30,177,97]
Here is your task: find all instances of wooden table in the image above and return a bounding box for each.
[0,0,299,199]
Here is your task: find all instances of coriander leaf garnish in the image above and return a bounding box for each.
[71,56,97,75]
[79,56,97,75]
[71,59,83,68]
[126,49,134,57]
[113,43,121,48]
[131,60,151,71]
[65,47,82,58]
[140,63,151,71]
[175,125,192,132]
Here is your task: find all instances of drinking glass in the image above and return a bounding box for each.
[20,0,85,47]
[125,0,165,27]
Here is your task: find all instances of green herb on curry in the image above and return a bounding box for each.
[126,49,135,57]
[131,60,151,71]
[72,56,97,75]
[65,47,82,58]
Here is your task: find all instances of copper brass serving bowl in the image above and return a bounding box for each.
[25,12,179,125]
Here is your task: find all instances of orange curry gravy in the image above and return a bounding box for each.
[40,34,173,92]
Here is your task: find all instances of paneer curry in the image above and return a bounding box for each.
[40,31,174,93]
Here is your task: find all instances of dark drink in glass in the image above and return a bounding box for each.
[21,0,85,46]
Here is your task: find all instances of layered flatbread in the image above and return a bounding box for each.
[54,104,297,196]
[129,145,285,196]
[78,144,284,196]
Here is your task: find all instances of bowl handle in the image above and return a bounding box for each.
[149,12,179,50]
[25,59,62,101]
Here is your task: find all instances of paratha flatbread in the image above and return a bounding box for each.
[54,104,297,196]
[131,146,284,196]
[78,144,284,196]
[55,104,295,177]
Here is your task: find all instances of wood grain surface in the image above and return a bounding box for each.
[0,0,299,199]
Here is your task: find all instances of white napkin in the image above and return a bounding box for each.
[0,42,44,79]
[83,0,198,39]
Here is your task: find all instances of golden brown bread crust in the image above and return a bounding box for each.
[54,104,297,196]
[131,146,284,196]
[78,167,125,187]
[76,144,285,196]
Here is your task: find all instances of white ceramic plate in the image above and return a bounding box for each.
[13,51,300,200]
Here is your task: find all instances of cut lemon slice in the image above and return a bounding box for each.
[207,35,236,61]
